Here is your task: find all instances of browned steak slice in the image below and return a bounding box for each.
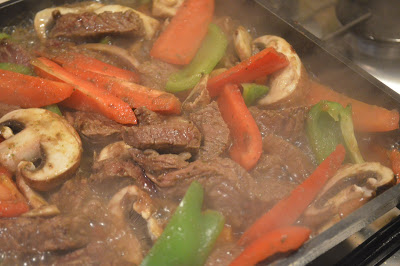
[49,11,144,38]
[0,215,91,253]
[122,119,201,155]
[189,102,231,161]
[249,106,309,143]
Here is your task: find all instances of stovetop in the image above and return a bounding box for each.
[259,0,400,94]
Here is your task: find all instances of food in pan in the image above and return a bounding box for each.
[0,0,399,265]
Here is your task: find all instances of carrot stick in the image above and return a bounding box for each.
[238,144,346,246]
[207,47,289,97]
[150,0,214,65]
[63,65,182,114]
[50,52,140,83]
[230,226,311,266]
[0,69,74,108]
[32,57,137,125]
[307,81,399,132]
[217,84,262,170]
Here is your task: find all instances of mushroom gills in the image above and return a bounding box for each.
[303,162,395,233]
[0,108,82,191]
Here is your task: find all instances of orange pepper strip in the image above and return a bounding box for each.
[150,0,214,65]
[0,167,29,217]
[63,65,182,115]
[238,144,346,246]
[217,84,262,170]
[0,69,74,107]
[230,226,311,266]
[32,57,137,125]
[307,81,399,132]
[207,47,289,97]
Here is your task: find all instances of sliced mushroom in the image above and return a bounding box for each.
[233,26,253,61]
[152,0,184,18]
[16,170,60,217]
[303,162,395,233]
[182,74,211,113]
[253,35,309,106]
[0,108,82,191]
[97,141,132,162]
[34,3,160,41]
[108,185,164,241]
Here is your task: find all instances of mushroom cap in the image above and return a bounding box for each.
[0,108,82,191]
[253,35,309,107]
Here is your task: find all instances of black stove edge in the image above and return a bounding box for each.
[255,0,400,105]
[337,212,400,266]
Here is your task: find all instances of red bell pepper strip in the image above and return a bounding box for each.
[390,149,400,184]
[307,81,399,132]
[217,84,262,171]
[208,47,289,97]
[0,167,29,217]
[150,0,214,65]
[32,57,137,125]
[48,52,140,83]
[238,144,346,246]
[230,226,311,266]
[63,65,182,114]
[0,69,74,108]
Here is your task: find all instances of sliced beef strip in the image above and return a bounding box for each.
[90,156,153,196]
[49,10,144,39]
[65,111,124,146]
[189,102,231,161]
[262,134,315,182]
[137,59,179,91]
[51,241,129,265]
[159,158,269,230]
[135,106,163,125]
[122,118,202,155]
[129,148,191,176]
[0,40,32,67]
[49,176,145,264]
[0,215,91,253]
[249,106,309,144]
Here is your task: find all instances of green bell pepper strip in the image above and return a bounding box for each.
[43,104,62,116]
[0,33,10,40]
[0,62,34,76]
[339,105,364,164]
[141,181,224,266]
[241,83,270,106]
[306,100,364,164]
[165,23,227,93]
